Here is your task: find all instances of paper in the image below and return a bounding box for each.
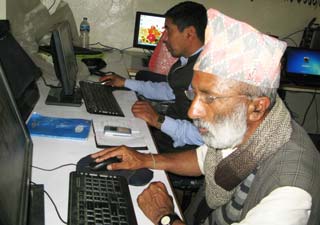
[92,117,148,150]
[27,113,91,140]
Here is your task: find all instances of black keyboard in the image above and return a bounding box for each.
[79,81,124,117]
[68,172,138,225]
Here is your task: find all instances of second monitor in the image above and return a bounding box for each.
[45,21,82,107]
[132,11,165,50]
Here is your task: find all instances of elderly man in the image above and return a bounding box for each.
[92,8,320,225]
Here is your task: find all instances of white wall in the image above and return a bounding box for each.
[0,0,6,19]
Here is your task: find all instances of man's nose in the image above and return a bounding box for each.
[188,98,206,119]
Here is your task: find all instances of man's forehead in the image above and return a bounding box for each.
[192,71,219,89]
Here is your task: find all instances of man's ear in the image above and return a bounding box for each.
[247,97,271,122]
[184,26,196,39]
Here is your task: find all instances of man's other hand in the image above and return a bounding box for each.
[138,182,175,224]
[131,100,160,128]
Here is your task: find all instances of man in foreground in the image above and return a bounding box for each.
[92,8,320,225]
[99,1,207,153]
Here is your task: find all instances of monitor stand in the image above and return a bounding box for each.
[45,87,82,107]
[28,184,45,225]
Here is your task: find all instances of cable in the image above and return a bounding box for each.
[48,0,56,11]
[315,93,319,133]
[280,29,305,40]
[44,189,68,224]
[40,75,61,89]
[31,181,67,224]
[89,42,119,51]
[32,163,76,171]
[301,90,317,126]
[120,46,134,52]
[281,37,298,47]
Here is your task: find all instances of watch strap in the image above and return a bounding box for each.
[157,114,165,125]
[158,213,180,225]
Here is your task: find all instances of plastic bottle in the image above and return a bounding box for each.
[79,17,90,49]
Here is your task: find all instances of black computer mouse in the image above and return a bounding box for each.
[88,157,121,171]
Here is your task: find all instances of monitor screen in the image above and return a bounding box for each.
[133,11,166,50]
[285,46,320,86]
[0,62,33,225]
[51,21,78,96]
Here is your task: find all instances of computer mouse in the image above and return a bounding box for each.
[88,157,121,171]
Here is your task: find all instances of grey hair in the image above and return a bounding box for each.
[216,78,278,110]
[240,84,277,109]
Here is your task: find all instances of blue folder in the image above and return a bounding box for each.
[27,113,91,140]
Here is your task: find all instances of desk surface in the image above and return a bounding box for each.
[280,83,320,93]
[31,53,181,225]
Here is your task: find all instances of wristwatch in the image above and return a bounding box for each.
[157,114,165,126]
[158,214,180,225]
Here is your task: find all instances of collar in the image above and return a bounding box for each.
[179,46,203,66]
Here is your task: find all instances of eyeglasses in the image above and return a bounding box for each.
[184,89,248,105]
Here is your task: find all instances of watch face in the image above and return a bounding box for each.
[161,215,171,225]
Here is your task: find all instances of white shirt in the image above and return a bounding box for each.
[196,145,312,225]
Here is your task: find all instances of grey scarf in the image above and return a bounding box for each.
[204,96,292,209]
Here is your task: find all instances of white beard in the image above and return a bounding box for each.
[194,103,248,149]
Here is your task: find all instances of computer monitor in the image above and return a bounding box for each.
[133,11,166,50]
[284,46,320,87]
[45,21,82,107]
[0,62,33,225]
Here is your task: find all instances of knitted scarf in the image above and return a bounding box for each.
[204,96,292,209]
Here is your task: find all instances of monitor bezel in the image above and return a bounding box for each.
[284,46,320,87]
[132,11,165,50]
[0,62,33,225]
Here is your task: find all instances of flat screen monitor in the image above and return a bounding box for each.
[0,62,33,225]
[284,46,320,87]
[133,11,166,50]
[45,21,82,107]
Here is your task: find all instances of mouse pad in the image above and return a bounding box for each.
[76,155,153,186]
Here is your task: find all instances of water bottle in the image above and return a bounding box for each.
[80,17,90,48]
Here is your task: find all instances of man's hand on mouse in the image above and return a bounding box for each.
[91,145,154,170]
[99,74,125,87]
[131,101,160,128]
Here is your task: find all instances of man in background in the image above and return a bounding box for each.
[100,1,207,153]
[92,8,320,225]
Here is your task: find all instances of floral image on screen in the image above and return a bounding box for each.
[138,15,165,47]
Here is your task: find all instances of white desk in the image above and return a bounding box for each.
[31,55,181,225]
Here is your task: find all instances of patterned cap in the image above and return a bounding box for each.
[194,9,287,88]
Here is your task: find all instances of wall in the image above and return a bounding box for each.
[0,0,5,19]
[6,0,320,50]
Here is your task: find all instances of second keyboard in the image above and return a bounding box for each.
[79,81,124,117]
